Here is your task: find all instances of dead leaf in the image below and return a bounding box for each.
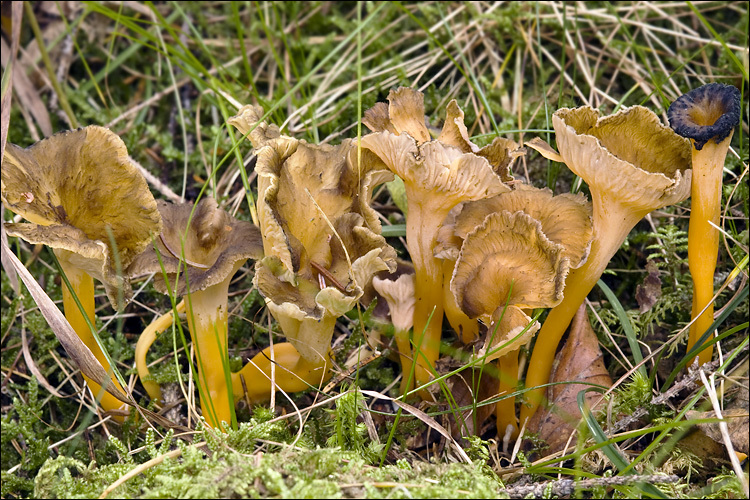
[444,366,498,439]
[525,303,613,454]
[636,260,662,313]
[689,408,749,455]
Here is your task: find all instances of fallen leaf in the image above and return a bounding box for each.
[525,303,613,454]
[636,260,662,313]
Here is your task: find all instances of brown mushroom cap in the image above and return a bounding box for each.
[451,210,569,320]
[2,126,162,305]
[552,106,692,211]
[363,87,431,143]
[227,104,282,150]
[437,99,523,182]
[230,107,397,364]
[439,184,593,269]
[667,83,741,150]
[127,198,263,296]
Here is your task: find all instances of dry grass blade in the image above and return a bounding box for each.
[0,2,23,295]
[98,441,207,499]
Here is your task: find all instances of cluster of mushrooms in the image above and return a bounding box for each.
[0,83,740,437]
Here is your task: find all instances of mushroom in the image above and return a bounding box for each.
[667,83,741,367]
[372,272,416,394]
[441,184,592,434]
[129,197,263,428]
[228,105,396,403]
[436,184,593,342]
[522,105,692,424]
[360,88,517,396]
[1,126,162,420]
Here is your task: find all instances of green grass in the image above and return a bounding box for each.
[1,2,748,498]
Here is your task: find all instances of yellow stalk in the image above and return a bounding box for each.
[185,280,233,429]
[495,351,519,439]
[687,133,733,366]
[135,300,187,402]
[59,261,127,420]
[231,342,330,403]
[521,192,641,425]
[394,326,415,395]
[407,201,445,398]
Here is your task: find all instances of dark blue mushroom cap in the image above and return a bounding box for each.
[667,83,741,151]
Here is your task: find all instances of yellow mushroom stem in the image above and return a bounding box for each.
[59,259,127,421]
[521,197,640,426]
[442,259,479,344]
[231,342,331,403]
[184,275,236,429]
[408,204,445,399]
[394,325,415,395]
[135,299,187,402]
[686,132,733,366]
[495,351,519,440]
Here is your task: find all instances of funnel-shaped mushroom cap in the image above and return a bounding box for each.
[361,133,511,212]
[438,184,593,269]
[236,109,397,364]
[372,273,416,334]
[2,126,162,306]
[127,198,263,296]
[452,210,569,319]
[363,87,431,143]
[364,88,523,183]
[667,83,741,150]
[551,106,692,212]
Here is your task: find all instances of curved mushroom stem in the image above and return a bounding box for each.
[185,278,235,429]
[135,299,187,402]
[231,343,331,403]
[521,198,640,426]
[59,260,127,421]
[495,351,519,440]
[687,133,733,366]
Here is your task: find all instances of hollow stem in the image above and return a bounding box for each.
[521,195,643,425]
[59,259,127,420]
[185,279,233,429]
[687,134,732,366]
[231,342,331,403]
[135,299,187,402]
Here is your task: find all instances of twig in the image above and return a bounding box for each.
[609,356,725,434]
[503,474,680,499]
